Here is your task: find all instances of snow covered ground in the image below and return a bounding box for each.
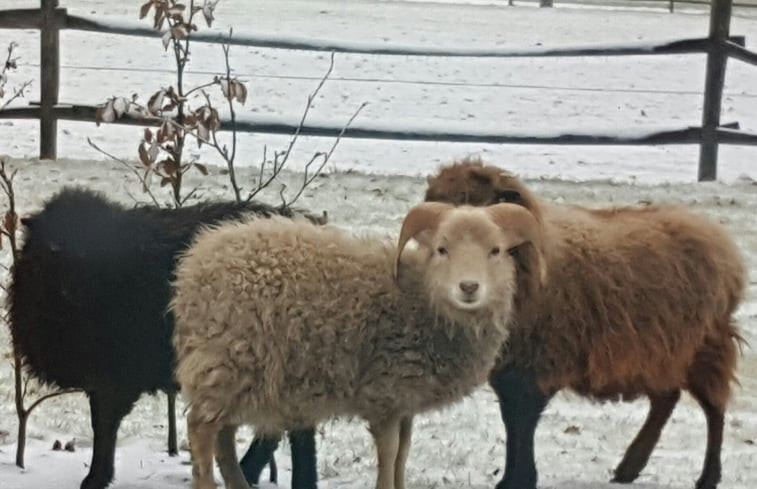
[0,158,754,489]
[0,1,756,488]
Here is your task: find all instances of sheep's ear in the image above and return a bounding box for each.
[486,203,547,283]
[395,202,451,281]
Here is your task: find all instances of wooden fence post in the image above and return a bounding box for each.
[40,0,60,160]
[698,0,732,181]
[669,0,675,13]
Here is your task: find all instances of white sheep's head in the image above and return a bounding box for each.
[396,202,545,327]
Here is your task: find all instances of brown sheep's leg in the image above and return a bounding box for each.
[290,428,319,489]
[687,332,736,489]
[215,425,251,489]
[690,394,724,489]
[370,417,401,489]
[80,388,141,489]
[612,390,681,483]
[489,367,552,489]
[188,410,221,489]
[393,416,414,489]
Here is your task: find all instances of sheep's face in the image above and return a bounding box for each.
[397,203,544,327]
[422,209,518,313]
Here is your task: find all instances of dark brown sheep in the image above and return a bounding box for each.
[424,157,746,489]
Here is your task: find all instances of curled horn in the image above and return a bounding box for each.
[395,202,452,281]
[486,203,547,283]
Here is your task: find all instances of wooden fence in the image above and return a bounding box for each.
[1,0,756,180]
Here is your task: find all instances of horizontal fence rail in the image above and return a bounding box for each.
[0,10,752,58]
[2,104,756,147]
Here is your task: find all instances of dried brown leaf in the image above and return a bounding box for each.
[95,101,116,126]
[144,128,153,143]
[148,142,160,163]
[138,142,151,167]
[147,90,166,115]
[139,1,153,19]
[160,176,172,187]
[194,162,208,176]
[233,80,247,105]
[161,30,172,50]
[171,24,189,41]
[4,211,17,236]
[112,97,129,118]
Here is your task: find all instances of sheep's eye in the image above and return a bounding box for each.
[437,246,448,256]
[490,247,501,257]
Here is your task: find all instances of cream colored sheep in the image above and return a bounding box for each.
[171,202,544,489]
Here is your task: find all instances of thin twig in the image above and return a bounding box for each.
[221,30,241,202]
[87,138,162,207]
[183,80,218,98]
[286,101,368,207]
[0,43,33,111]
[247,52,336,202]
[0,80,32,111]
[26,389,82,415]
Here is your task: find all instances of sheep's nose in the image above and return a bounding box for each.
[459,280,479,295]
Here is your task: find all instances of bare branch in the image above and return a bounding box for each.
[183,80,219,98]
[0,42,33,111]
[285,101,368,207]
[0,80,32,111]
[247,52,336,202]
[26,389,82,415]
[87,138,162,207]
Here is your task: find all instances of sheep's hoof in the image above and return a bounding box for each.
[695,476,720,489]
[80,467,115,489]
[611,470,640,484]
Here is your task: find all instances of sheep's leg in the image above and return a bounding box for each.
[188,410,221,489]
[239,433,281,485]
[691,396,724,489]
[687,332,735,489]
[393,416,414,489]
[370,417,402,489]
[612,390,680,483]
[215,425,251,489]
[80,388,141,489]
[290,428,318,489]
[489,367,551,489]
[167,388,179,456]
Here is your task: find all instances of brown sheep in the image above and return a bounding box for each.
[424,157,746,489]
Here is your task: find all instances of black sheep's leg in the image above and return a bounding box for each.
[489,367,552,489]
[80,388,141,489]
[240,433,281,486]
[290,428,318,489]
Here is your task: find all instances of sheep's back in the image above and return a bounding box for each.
[172,217,399,428]
[508,203,746,397]
[8,188,277,392]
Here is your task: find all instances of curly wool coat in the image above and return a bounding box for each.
[171,216,513,434]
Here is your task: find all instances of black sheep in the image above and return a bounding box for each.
[8,187,314,489]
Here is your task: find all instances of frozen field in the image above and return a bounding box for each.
[0,1,756,488]
[0,158,754,489]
